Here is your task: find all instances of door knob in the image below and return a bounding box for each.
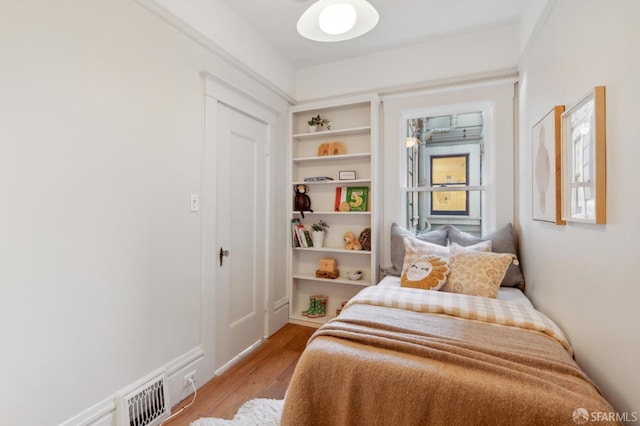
[219,247,230,266]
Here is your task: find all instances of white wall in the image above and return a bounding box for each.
[518,0,640,414]
[519,0,551,54]
[141,0,296,100]
[295,24,520,101]
[0,1,288,425]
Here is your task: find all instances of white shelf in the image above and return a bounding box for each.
[293,273,373,286]
[294,178,372,186]
[288,96,379,326]
[292,211,371,216]
[292,153,371,163]
[294,247,372,255]
[288,314,332,328]
[292,126,371,139]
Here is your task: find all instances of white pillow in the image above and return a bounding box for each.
[449,241,492,252]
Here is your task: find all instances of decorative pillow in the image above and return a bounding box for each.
[449,241,492,252]
[401,236,449,273]
[388,223,447,276]
[401,238,492,278]
[401,255,450,290]
[440,244,514,298]
[447,224,525,290]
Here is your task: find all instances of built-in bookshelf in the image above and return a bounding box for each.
[287,96,379,327]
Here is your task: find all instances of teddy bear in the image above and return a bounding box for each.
[343,231,362,250]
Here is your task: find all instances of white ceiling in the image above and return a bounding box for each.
[219,0,524,69]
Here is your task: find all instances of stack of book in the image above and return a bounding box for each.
[291,218,313,248]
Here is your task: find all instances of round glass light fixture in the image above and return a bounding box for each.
[318,4,357,35]
[297,0,379,42]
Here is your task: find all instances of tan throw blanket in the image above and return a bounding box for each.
[282,287,618,426]
[345,286,573,354]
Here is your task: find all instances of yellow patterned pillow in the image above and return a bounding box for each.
[401,255,450,290]
[440,244,514,298]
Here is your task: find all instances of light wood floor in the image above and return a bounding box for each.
[164,323,315,425]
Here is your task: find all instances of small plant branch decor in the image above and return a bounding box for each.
[307,115,331,131]
[311,220,329,232]
[311,220,329,248]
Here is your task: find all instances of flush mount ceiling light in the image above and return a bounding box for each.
[297,0,379,42]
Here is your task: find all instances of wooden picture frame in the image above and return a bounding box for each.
[532,105,565,224]
[561,86,606,224]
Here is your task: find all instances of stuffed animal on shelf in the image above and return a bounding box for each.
[343,231,362,250]
[358,227,372,251]
[293,184,313,218]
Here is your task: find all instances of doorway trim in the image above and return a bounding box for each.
[199,71,281,383]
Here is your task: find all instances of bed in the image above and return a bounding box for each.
[281,225,619,426]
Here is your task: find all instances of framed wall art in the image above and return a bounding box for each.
[561,86,606,224]
[531,105,565,224]
[339,170,356,180]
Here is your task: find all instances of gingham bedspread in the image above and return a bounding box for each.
[344,285,573,355]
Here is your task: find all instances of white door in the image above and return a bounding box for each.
[215,103,268,370]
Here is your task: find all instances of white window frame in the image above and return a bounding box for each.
[399,101,496,235]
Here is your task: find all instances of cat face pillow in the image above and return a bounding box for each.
[400,255,450,290]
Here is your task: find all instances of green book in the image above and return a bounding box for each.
[303,230,314,247]
[346,187,368,211]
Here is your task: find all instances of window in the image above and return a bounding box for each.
[430,155,469,215]
[403,109,485,235]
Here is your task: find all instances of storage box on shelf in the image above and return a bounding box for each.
[288,96,379,327]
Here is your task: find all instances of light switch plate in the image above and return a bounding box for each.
[190,194,199,212]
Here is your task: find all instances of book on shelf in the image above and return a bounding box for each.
[296,226,307,247]
[303,230,314,247]
[292,219,315,248]
[335,186,369,212]
[304,176,334,182]
[347,187,368,211]
[291,218,302,247]
[334,186,346,211]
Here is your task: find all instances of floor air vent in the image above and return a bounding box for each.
[118,370,170,426]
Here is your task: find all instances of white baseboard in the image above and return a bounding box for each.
[58,395,116,426]
[59,345,205,426]
[214,338,264,377]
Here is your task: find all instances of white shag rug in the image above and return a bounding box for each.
[190,398,284,426]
